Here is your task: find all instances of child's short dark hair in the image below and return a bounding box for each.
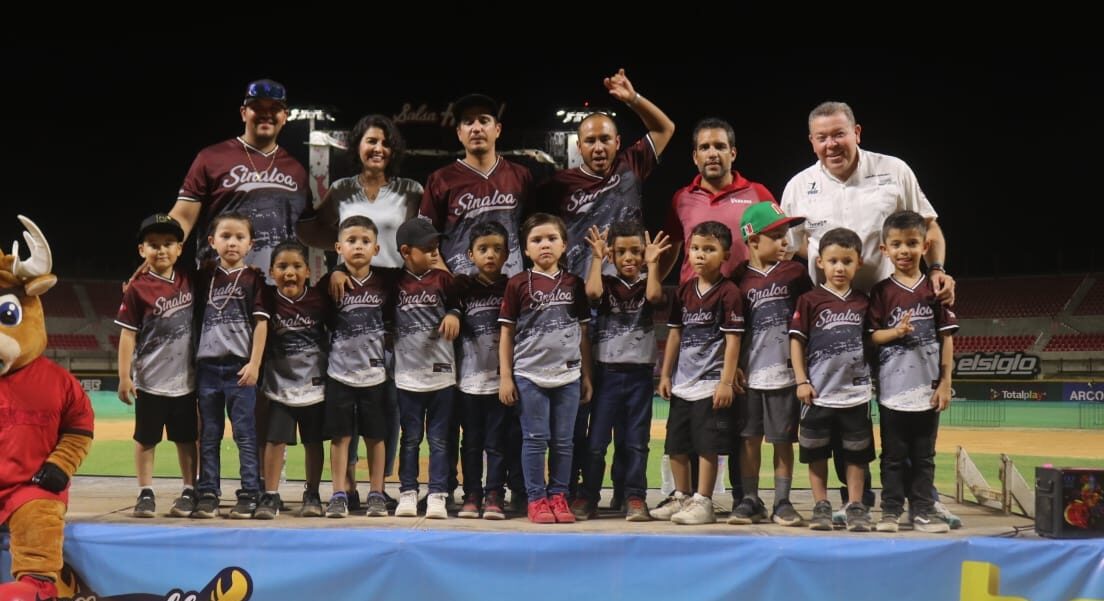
[270,240,309,267]
[608,220,645,242]
[819,227,863,254]
[468,221,509,250]
[338,215,378,237]
[209,211,253,238]
[881,210,927,241]
[520,212,567,245]
[689,220,732,251]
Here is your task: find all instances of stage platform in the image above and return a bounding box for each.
[2,476,1102,600]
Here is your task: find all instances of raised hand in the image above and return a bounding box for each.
[603,68,637,104]
[585,225,609,260]
[644,230,671,265]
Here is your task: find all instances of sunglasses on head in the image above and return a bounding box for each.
[244,80,287,104]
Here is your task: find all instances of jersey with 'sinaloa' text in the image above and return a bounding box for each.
[454,274,507,395]
[197,265,269,361]
[262,286,329,406]
[668,279,744,401]
[115,269,195,397]
[499,270,590,388]
[733,261,811,390]
[594,274,657,366]
[394,269,458,392]
[789,286,871,408]
[867,275,958,411]
[322,270,391,388]
[419,157,531,276]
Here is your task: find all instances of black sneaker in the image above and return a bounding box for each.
[326,493,349,518]
[347,488,362,513]
[727,496,768,525]
[381,490,398,512]
[845,502,872,532]
[365,492,388,517]
[254,493,281,520]
[300,490,324,517]
[771,499,804,527]
[229,490,258,519]
[508,490,528,515]
[170,488,196,518]
[133,489,156,518]
[192,492,220,519]
[608,489,624,512]
[809,500,833,531]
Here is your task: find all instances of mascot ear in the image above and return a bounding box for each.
[24,274,56,297]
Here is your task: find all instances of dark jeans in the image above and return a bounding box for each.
[879,406,939,514]
[581,365,652,501]
[516,377,580,500]
[397,387,454,494]
[196,358,260,494]
[459,392,514,497]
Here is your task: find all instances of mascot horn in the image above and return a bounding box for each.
[0,215,94,601]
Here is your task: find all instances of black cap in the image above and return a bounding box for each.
[451,93,499,122]
[138,213,185,243]
[396,218,442,250]
[243,78,288,108]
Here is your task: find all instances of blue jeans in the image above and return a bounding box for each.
[581,365,653,501]
[516,377,580,501]
[397,387,453,494]
[196,358,260,495]
[460,392,513,497]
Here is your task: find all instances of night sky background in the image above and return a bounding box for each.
[3,49,1097,281]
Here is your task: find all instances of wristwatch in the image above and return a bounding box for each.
[928,262,945,273]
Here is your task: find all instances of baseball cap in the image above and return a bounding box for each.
[243,78,288,108]
[451,93,499,122]
[396,218,442,250]
[739,202,805,241]
[138,213,185,243]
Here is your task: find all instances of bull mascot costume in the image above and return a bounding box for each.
[0,216,93,601]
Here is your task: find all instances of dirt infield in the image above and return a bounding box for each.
[96,419,1101,459]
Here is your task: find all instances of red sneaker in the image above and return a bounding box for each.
[549,493,575,523]
[0,575,58,600]
[527,497,555,524]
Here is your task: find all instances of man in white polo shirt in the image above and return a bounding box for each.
[781,100,959,527]
[781,101,954,302]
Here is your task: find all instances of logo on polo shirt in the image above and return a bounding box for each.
[807,182,819,195]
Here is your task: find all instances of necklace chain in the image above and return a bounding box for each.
[240,139,277,182]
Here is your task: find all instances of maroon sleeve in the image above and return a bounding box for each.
[115,283,143,330]
[419,171,447,231]
[452,274,471,313]
[789,292,812,339]
[61,370,95,437]
[625,137,659,181]
[866,284,886,332]
[667,282,685,328]
[499,276,521,323]
[177,152,210,202]
[573,276,590,323]
[251,270,270,318]
[933,280,959,333]
[440,271,462,316]
[721,282,745,332]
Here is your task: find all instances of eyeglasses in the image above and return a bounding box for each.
[244,80,287,104]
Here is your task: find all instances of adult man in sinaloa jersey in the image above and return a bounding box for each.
[169,78,310,277]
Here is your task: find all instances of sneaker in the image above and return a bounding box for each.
[527,497,555,523]
[624,496,651,522]
[229,491,258,519]
[809,500,833,531]
[832,509,847,527]
[508,490,528,515]
[482,491,506,520]
[608,488,624,511]
[933,501,963,529]
[549,493,575,523]
[458,493,481,519]
[191,492,220,519]
[347,488,362,512]
[381,490,399,512]
[650,491,689,521]
[395,490,419,517]
[899,510,915,531]
[672,493,716,525]
[727,496,768,525]
[326,493,349,518]
[570,497,597,521]
[133,489,156,518]
[254,493,281,520]
[877,510,901,533]
[426,492,449,519]
[170,488,196,517]
[844,502,872,532]
[365,492,388,517]
[771,499,804,527]
[445,490,460,512]
[913,511,951,533]
[300,490,324,517]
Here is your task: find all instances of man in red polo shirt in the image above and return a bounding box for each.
[662,118,775,284]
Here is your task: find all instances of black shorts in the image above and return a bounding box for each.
[739,386,800,443]
[266,399,326,445]
[325,379,389,441]
[797,402,875,465]
[664,395,735,456]
[134,390,198,445]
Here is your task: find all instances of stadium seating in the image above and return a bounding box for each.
[46,334,100,351]
[83,280,124,319]
[953,335,1037,353]
[1043,334,1104,352]
[954,276,1083,318]
[1074,279,1104,316]
[41,281,85,319]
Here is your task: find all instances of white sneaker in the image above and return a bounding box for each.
[395,490,419,517]
[650,491,689,521]
[426,492,448,519]
[672,493,716,525]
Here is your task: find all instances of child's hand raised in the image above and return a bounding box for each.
[585,226,609,261]
[644,230,671,266]
[894,311,915,339]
